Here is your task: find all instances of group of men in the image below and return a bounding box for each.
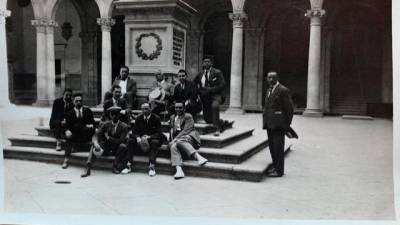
[50,57,295,179]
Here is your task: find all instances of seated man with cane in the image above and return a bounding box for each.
[169,102,208,179]
[81,106,131,177]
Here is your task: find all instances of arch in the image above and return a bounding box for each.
[94,0,114,18]
[197,0,232,30]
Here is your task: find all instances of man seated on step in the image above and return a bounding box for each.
[81,106,131,177]
[102,84,131,124]
[104,65,138,109]
[169,102,208,179]
[62,92,96,169]
[170,69,202,119]
[149,70,174,117]
[127,103,166,177]
[50,88,74,151]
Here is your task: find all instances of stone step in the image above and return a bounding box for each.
[10,128,254,151]
[3,145,283,182]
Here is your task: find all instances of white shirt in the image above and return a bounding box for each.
[74,107,83,118]
[268,81,280,97]
[112,98,118,106]
[119,79,128,95]
[144,114,151,122]
[201,70,210,88]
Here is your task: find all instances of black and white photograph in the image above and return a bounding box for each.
[0,0,398,224]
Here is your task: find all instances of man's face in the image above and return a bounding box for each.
[113,87,122,99]
[175,103,184,115]
[109,111,120,122]
[177,72,187,84]
[141,104,151,116]
[63,91,72,102]
[267,72,278,86]
[203,59,212,70]
[156,72,164,82]
[73,96,83,109]
[120,68,129,79]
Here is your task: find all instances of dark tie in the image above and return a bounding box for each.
[78,109,82,119]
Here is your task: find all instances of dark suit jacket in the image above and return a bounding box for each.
[170,113,201,149]
[49,97,73,129]
[102,98,128,121]
[263,83,294,130]
[173,80,201,107]
[95,120,129,146]
[193,67,225,100]
[65,106,96,141]
[113,76,137,96]
[132,113,165,141]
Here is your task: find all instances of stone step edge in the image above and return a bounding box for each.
[3,146,270,182]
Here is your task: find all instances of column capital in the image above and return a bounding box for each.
[305,9,326,18]
[31,18,58,34]
[97,18,115,32]
[229,12,247,28]
[0,9,11,24]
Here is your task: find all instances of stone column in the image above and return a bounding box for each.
[303,7,325,117]
[97,18,115,101]
[32,19,49,106]
[45,20,58,103]
[80,31,98,105]
[0,9,11,107]
[226,11,247,114]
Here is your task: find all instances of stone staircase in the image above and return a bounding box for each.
[3,108,287,182]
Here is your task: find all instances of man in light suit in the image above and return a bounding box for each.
[104,66,138,109]
[194,58,225,136]
[169,102,208,179]
[62,93,96,169]
[149,70,174,115]
[263,71,294,177]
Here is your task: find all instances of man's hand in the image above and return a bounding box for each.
[120,110,126,115]
[86,124,94,129]
[61,119,66,125]
[185,100,190,106]
[93,142,101,150]
[65,130,72,138]
[104,132,110,140]
[136,137,141,143]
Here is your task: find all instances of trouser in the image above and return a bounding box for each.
[201,95,221,129]
[50,120,65,139]
[266,128,285,175]
[127,137,162,164]
[87,142,130,171]
[170,141,197,166]
[64,128,95,157]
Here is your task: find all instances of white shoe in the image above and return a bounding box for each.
[121,167,132,175]
[197,155,208,166]
[174,166,185,179]
[148,168,156,176]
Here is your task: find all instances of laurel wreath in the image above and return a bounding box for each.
[135,33,163,60]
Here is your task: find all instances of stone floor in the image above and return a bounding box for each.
[0,106,396,221]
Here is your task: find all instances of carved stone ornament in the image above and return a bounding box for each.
[229,12,247,28]
[305,9,326,18]
[135,33,163,60]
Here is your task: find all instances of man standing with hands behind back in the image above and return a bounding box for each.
[263,71,294,177]
[194,58,225,136]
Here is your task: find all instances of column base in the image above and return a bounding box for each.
[303,109,323,117]
[33,100,51,107]
[225,107,245,114]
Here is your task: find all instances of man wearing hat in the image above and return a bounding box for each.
[149,70,174,116]
[62,93,96,169]
[128,103,165,176]
[81,106,131,177]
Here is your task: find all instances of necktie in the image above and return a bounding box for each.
[78,109,82,119]
[205,70,210,87]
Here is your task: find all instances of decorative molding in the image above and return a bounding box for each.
[229,12,247,28]
[96,18,115,32]
[31,18,58,27]
[305,9,326,18]
[135,33,163,61]
[0,10,11,25]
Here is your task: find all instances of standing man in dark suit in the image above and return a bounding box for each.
[171,69,202,118]
[194,58,225,136]
[62,93,96,169]
[104,66,138,109]
[49,89,74,151]
[263,71,294,177]
[102,85,130,124]
[128,103,165,176]
[81,106,131,177]
[169,102,208,179]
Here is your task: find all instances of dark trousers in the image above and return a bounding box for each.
[200,94,221,129]
[50,120,65,139]
[87,142,130,171]
[266,128,285,175]
[64,128,94,157]
[127,137,161,164]
[104,92,138,110]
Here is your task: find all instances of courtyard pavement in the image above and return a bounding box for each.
[0,106,395,221]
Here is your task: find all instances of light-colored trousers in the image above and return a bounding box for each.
[170,141,197,166]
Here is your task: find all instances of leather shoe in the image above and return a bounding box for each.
[81,167,91,178]
[61,159,68,169]
[112,167,121,174]
[267,171,283,177]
